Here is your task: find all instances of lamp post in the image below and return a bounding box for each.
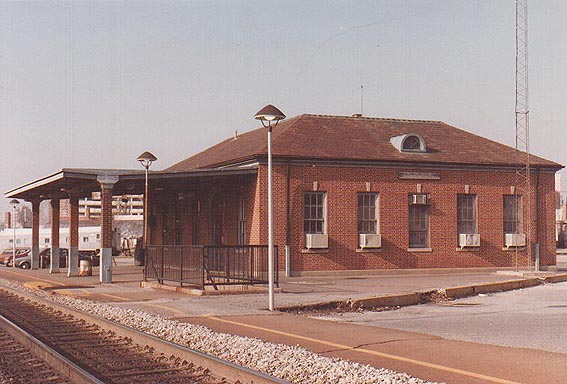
[137,151,157,249]
[254,104,286,311]
[9,199,19,269]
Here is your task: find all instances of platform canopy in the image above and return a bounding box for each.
[5,167,257,201]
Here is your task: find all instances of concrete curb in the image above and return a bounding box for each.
[350,293,421,309]
[444,278,541,298]
[140,281,284,296]
[542,274,567,284]
[281,273,567,312]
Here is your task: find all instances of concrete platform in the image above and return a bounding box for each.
[1,256,567,316]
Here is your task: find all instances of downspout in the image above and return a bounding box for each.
[285,161,291,277]
[535,168,540,271]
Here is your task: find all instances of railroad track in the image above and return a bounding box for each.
[0,287,286,384]
[0,316,72,383]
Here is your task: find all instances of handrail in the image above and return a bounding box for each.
[144,245,278,288]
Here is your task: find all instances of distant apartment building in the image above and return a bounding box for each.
[3,205,32,229]
[4,194,143,233]
[59,193,143,221]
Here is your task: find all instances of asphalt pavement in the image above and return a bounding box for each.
[316,281,567,354]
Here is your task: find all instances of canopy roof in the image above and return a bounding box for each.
[5,167,256,201]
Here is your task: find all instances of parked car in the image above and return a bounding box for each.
[39,248,100,269]
[1,248,31,267]
[5,248,100,269]
[4,250,33,269]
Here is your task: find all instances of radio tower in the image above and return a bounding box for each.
[515,0,532,270]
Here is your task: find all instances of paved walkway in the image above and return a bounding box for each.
[1,258,567,383]
[0,258,553,315]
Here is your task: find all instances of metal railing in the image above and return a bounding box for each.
[144,245,278,289]
[145,245,204,288]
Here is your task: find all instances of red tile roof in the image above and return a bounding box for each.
[165,114,561,171]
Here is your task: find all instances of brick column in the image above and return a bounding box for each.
[30,200,41,269]
[97,175,119,283]
[68,194,80,277]
[50,199,60,273]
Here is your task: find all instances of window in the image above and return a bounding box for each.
[83,237,89,243]
[44,238,50,244]
[390,133,427,153]
[503,195,522,234]
[358,193,379,234]
[238,196,246,245]
[96,234,100,240]
[409,195,429,248]
[457,195,477,234]
[304,192,326,234]
[402,135,422,150]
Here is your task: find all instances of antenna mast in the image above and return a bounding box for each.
[360,84,364,115]
[515,0,532,270]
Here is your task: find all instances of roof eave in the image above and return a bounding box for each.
[5,170,67,198]
[122,167,258,181]
[4,168,145,199]
[254,155,564,172]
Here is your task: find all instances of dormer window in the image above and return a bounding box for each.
[402,135,421,150]
[390,133,427,153]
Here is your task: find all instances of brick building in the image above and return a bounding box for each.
[5,113,563,280]
[147,114,562,274]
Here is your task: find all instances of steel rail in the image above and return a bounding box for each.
[0,312,106,384]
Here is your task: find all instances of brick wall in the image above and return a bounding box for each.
[100,188,113,248]
[149,175,256,246]
[32,201,40,249]
[50,199,60,246]
[147,164,557,272]
[69,196,79,247]
[263,163,557,272]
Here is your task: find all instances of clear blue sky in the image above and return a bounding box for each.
[1,0,566,213]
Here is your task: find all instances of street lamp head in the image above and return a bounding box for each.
[9,199,19,209]
[137,151,157,169]
[254,104,286,129]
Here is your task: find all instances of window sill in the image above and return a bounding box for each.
[407,247,432,252]
[456,247,480,252]
[501,247,527,251]
[356,248,382,253]
[301,248,329,254]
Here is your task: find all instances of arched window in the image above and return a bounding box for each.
[390,133,427,153]
[402,135,422,150]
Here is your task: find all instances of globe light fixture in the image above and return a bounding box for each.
[137,151,157,249]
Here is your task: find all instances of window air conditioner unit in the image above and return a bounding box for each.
[459,233,480,248]
[359,233,382,249]
[410,194,428,205]
[305,234,328,249]
[505,233,526,247]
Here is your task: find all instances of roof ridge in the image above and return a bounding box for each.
[302,113,445,124]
